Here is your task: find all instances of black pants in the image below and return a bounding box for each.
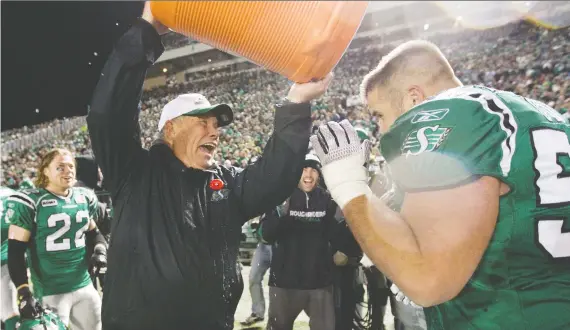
[267,285,335,330]
[334,266,363,330]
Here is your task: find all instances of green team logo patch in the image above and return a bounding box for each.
[401,125,451,156]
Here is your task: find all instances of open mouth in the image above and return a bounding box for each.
[303,178,314,184]
[199,142,217,154]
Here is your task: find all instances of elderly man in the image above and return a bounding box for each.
[87,3,332,330]
[311,40,570,329]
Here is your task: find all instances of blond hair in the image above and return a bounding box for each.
[360,40,455,103]
[35,148,75,188]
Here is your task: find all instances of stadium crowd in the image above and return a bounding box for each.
[2,20,569,188]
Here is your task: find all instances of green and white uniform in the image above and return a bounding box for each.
[7,187,102,330]
[1,187,16,267]
[1,187,19,322]
[380,85,570,330]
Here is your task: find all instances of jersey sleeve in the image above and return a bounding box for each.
[380,95,516,192]
[6,191,37,232]
[85,189,100,221]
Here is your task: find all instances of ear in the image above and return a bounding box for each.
[164,120,175,142]
[408,85,426,104]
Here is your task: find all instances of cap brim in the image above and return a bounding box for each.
[184,104,234,127]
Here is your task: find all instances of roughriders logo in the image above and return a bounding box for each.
[289,210,326,223]
[288,210,326,218]
[401,125,451,157]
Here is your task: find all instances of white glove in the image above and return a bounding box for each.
[310,120,372,209]
[390,283,421,308]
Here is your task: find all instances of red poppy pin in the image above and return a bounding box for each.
[209,179,224,191]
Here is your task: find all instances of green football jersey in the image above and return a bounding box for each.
[19,178,35,190]
[380,85,570,330]
[1,186,16,266]
[6,187,99,299]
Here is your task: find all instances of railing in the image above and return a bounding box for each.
[1,117,86,153]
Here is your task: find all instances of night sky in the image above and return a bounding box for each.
[2,1,145,131]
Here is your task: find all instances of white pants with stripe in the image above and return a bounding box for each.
[42,284,101,330]
[1,264,19,321]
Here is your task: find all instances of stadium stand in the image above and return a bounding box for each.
[1,19,569,188]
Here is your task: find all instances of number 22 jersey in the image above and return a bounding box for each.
[7,187,99,299]
[380,85,570,330]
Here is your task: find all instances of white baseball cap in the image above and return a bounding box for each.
[157,93,233,131]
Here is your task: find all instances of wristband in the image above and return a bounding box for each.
[329,180,372,210]
[321,154,372,209]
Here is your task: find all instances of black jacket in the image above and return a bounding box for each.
[87,19,311,330]
[260,186,339,290]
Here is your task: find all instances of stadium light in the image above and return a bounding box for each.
[208,59,212,62]
[94,52,98,56]
[35,109,39,113]
[163,68,168,73]
[88,62,92,66]
[424,23,430,31]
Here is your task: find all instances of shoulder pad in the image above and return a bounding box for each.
[20,188,41,196]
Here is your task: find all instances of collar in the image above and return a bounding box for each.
[42,187,73,201]
[296,186,320,197]
[150,141,220,174]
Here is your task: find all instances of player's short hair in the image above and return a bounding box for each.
[360,40,455,103]
[35,148,75,188]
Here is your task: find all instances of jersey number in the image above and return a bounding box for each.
[46,211,90,252]
[531,128,570,259]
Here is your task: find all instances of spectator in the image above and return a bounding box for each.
[259,154,340,330]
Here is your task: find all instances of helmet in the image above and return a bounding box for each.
[17,309,67,330]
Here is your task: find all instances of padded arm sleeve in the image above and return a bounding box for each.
[8,239,29,289]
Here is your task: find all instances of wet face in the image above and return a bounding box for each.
[167,114,220,170]
[45,153,76,191]
[366,88,401,134]
[298,167,319,192]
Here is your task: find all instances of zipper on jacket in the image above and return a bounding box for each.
[305,192,309,209]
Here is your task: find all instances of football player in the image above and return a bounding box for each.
[310,40,570,329]
[7,148,107,330]
[1,186,19,330]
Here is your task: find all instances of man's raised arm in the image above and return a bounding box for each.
[87,10,165,194]
[232,74,333,220]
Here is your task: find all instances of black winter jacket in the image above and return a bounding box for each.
[87,19,311,330]
[260,186,339,290]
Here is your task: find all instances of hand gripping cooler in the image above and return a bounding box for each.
[150,1,368,83]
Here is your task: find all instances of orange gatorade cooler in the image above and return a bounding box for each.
[150,1,368,83]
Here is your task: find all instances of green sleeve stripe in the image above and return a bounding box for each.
[7,195,35,211]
